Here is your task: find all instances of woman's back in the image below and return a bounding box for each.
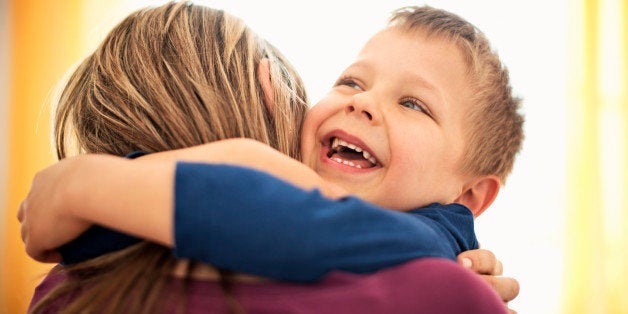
[32,258,506,314]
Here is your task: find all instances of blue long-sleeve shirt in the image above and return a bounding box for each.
[60,162,478,281]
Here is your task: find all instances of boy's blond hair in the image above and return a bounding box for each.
[390,6,524,184]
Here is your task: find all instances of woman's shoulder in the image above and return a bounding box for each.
[28,265,72,313]
[181,258,507,314]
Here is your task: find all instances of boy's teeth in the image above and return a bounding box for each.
[347,143,358,151]
[331,137,376,165]
[332,157,363,169]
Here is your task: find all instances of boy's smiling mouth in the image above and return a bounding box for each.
[326,136,380,169]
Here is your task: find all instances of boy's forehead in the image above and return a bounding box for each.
[360,27,456,58]
[356,27,471,95]
[358,28,463,72]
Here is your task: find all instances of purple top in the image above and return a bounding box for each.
[30,258,507,314]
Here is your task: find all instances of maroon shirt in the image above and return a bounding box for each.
[30,258,507,314]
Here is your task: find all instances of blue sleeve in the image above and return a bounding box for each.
[58,226,141,265]
[174,162,478,282]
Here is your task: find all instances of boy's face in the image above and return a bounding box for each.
[300,27,475,211]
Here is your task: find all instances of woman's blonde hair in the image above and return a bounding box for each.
[55,1,307,160]
[32,2,308,313]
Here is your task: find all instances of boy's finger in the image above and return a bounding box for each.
[481,275,520,302]
[457,249,501,275]
[494,259,504,275]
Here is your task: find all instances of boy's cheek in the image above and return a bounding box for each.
[298,126,319,168]
[299,98,340,157]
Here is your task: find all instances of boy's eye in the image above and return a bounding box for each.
[336,77,363,91]
[399,97,429,115]
[345,81,362,91]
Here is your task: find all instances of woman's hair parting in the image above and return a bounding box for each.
[32,2,308,313]
[389,6,524,184]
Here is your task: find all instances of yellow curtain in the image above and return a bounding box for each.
[564,0,628,312]
[0,1,83,312]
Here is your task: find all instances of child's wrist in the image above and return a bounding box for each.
[63,156,95,222]
[65,155,118,222]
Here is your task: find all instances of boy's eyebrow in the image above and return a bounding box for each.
[401,69,445,121]
[349,60,444,112]
[402,70,443,102]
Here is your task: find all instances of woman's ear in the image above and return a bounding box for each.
[257,58,274,113]
[454,175,500,218]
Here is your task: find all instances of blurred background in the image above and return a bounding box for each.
[1,0,626,313]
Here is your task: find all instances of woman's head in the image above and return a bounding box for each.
[54,1,308,160]
[34,3,307,313]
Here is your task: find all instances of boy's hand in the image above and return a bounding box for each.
[18,158,92,263]
[457,249,520,313]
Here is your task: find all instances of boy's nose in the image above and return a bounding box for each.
[346,105,373,120]
[346,94,381,124]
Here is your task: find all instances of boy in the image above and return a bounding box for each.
[20,4,521,299]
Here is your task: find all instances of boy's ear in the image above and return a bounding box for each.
[257,58,274,113]
[454,175,500,218]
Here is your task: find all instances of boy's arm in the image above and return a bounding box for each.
[21,158,470,280]
[54,138,345,263]
[172,162,476,281]
[19,139,472,274]
[19,146,517,302]
[19,138,335,261]
[19,139,475,281]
